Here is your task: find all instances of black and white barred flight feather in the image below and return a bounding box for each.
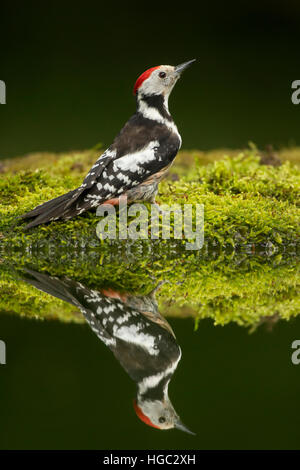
[20,60,195,229]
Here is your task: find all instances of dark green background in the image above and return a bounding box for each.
[0,1,299,158]
[1,1,300,450]
[0,312,300,449]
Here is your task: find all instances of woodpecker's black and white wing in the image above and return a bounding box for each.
[19,149,114,228]
[65,116,181,212]
[19,269,120,347]
[20,114,181,229]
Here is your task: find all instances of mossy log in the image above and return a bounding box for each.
[0,146,299,248]
[0,146,299,328]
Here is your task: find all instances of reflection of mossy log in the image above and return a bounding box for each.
[0,147,299,248]
[0,246,299,328]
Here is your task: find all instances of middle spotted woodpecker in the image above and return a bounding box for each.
[20,268,194,434]
[20,59,196,229]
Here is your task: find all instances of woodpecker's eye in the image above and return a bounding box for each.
[159,72,166,79]
[159,417,166,423]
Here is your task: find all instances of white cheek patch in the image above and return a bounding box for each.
[139,76,161,96]
[138,67,176,97]
[114,141,159,174]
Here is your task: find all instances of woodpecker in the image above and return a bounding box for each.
[20,268,194,434]
[20,60,196,229]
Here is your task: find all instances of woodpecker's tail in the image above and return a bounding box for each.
[21,268,81,307]
[19,188,83,229]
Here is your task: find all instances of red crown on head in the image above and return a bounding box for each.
[133,399,160,429]
[133,66,160,95]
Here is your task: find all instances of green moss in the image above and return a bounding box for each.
[0,146,299,329]
[0,147,299,248]
[0,265,81,323]
[0,248,299,328]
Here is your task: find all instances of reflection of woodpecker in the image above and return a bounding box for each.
[21,269,194,434]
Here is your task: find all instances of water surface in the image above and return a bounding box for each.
[0,249,299,449]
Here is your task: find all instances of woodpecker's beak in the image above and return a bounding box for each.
[175,420,196,435]
[174,59,196,75]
